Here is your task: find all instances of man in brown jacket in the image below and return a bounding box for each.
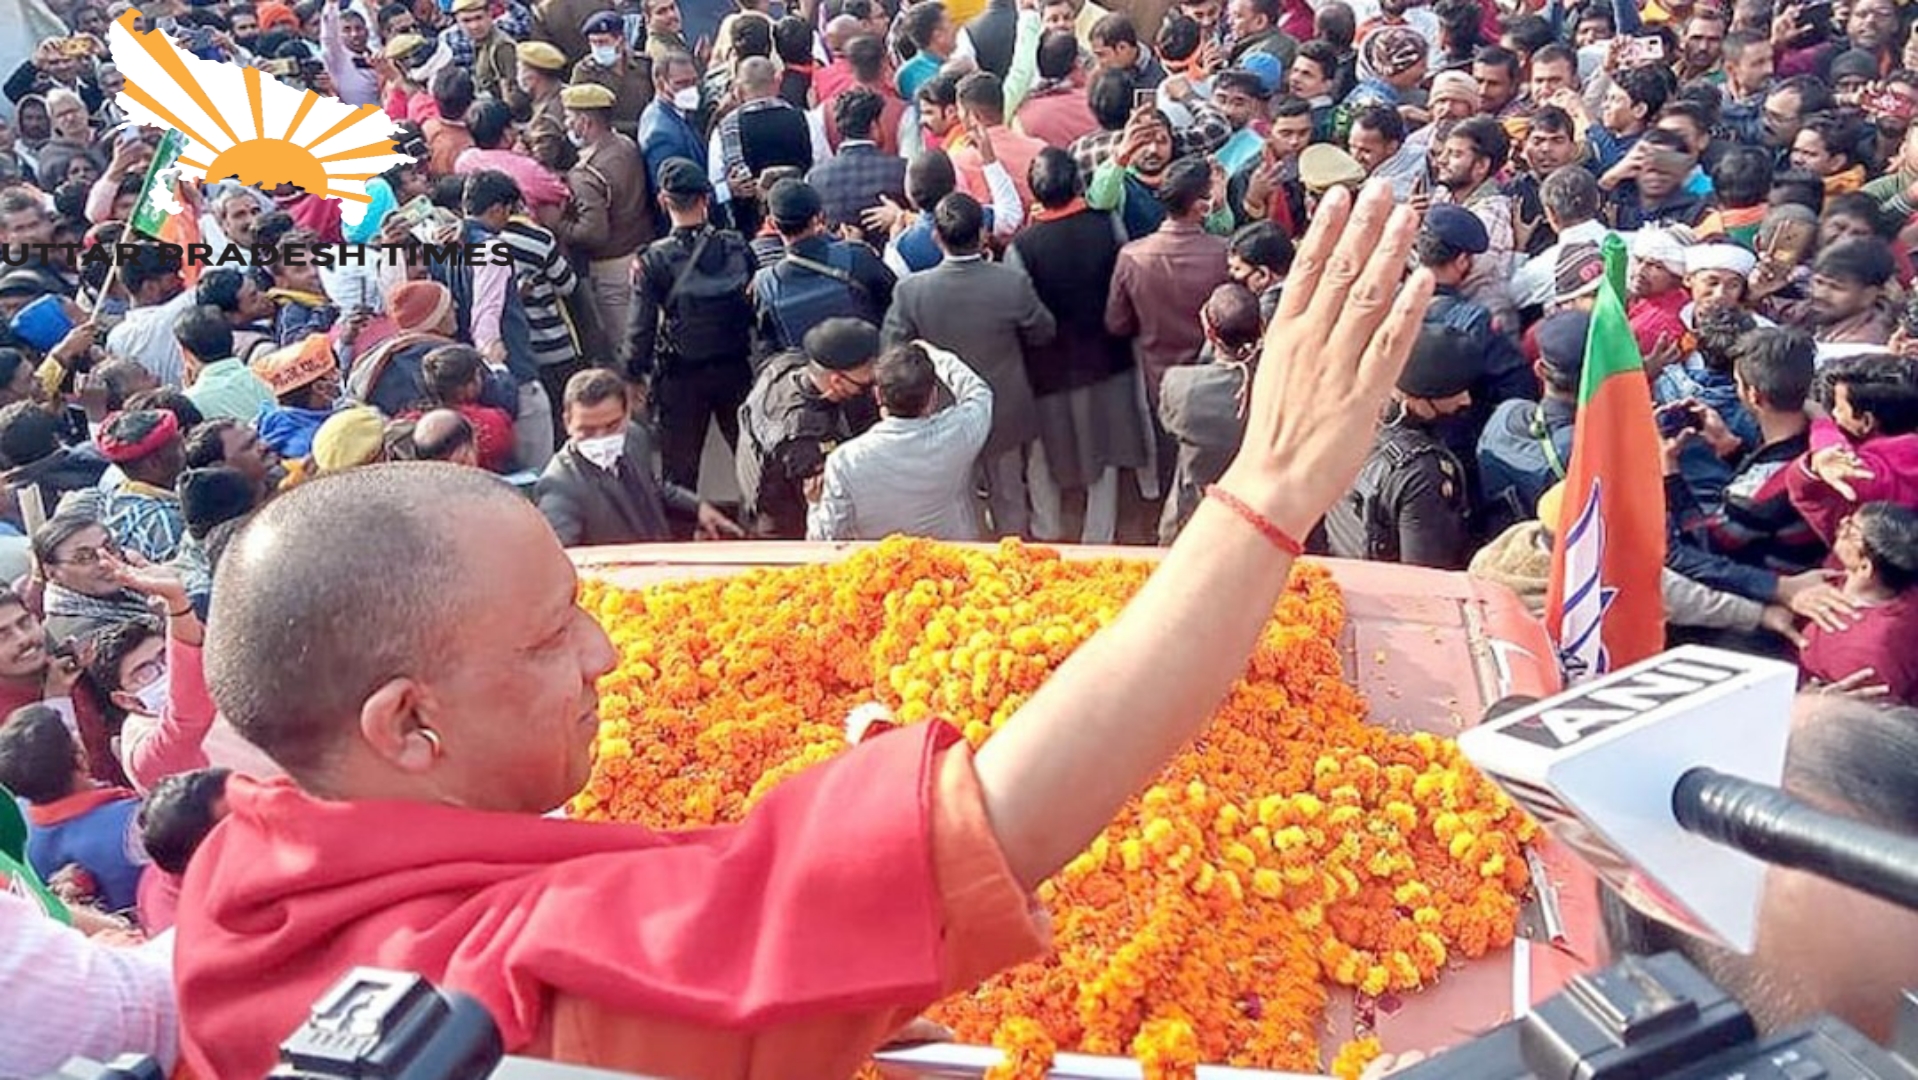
[555,83,655,349]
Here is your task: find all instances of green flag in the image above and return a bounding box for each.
[129,129,188,240]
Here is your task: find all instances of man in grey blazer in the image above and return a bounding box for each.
[881,193,1056,537]
[535,369,745,546]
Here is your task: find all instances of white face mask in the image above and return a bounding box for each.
[591,43,620,65]
[133,676,170,717]
[567,129,587,147]
[576,433,626,470]
[672,85,701,111]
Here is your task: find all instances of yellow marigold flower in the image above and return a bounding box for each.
[1132,1017,1201,1080]
[1331,1036,1383,1080]
[1190,862,1217,895]
[1252,868,1284,898]
[1449,831,1478,860]
[1360,965,1391,997]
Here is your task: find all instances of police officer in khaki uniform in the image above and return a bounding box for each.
[515,41,577,172]
[555,82,655,354]
[1322,324,1478,570]
[451,0,521,103]
[572,9,655,139]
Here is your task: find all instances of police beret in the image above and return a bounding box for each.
[1536,310,1592,384]
[1421,204,1488,255]
[1398,325,1480,400]
[658,157,712,197]
[581,10,624,36]
[803,318,880,371]
[766,178,824,231]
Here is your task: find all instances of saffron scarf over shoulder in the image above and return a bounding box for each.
[175,721,1033,1078]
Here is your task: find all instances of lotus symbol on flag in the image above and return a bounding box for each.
[1555,478,1618,683]
[107,10,414,226]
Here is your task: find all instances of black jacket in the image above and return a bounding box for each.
[626,224,760,380]
[1324,418,1473,570]
[1007,208,1133,397]
[535,422,700,546]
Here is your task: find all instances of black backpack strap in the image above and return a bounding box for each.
[664,229,716,309]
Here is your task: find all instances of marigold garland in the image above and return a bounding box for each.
[986,1016,1058,1079]
[1331,1035,1385,1080]
[571,538,1536,1072]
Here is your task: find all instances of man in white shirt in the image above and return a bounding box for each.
[807,341,993,541]
[105,250,197,389]
[1511,165,1614,311]
[0,890,177,1076]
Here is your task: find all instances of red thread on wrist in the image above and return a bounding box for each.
[1204,484,1304,557]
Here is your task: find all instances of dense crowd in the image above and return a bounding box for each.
[3,0,1918,1072]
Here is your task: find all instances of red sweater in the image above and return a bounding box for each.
[1800,592,1918,705]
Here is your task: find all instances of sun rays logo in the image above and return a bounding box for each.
[106,10,415,226]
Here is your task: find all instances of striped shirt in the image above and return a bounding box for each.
[102,482,186,563]
[496,217,581,368]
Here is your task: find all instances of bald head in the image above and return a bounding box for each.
[206,463,531,775]
[413,408,476,464]
[825,13,860,51]
[738,56,778,97]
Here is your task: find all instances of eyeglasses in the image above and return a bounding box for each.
[55,537,120,566]
[839,372,876,392]
[124,656,165,690]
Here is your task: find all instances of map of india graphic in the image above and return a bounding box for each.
[109,9,415,226]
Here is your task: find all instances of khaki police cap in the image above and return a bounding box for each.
[1297,144,1366,194]
[517,41,566,71]
[383,32,427,59]
[559,82,618,109]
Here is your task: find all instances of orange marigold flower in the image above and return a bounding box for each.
[570,539,1531,1070]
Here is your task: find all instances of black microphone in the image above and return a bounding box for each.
[1673,767,1918,915]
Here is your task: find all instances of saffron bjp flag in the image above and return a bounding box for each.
[1545,234,1666,683]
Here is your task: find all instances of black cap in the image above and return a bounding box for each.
[581,10,623,35]
[767,179,824,232]
[658,157,712,197]
[1397,326,1480,400]
[803,318,880,371]
[1536,310,1592,383]
[1421,204,1488,255]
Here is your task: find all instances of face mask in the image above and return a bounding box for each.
[672,86,701,111]
[133,676,170,717]
[567,129,587,146]
[576,433,626,470]
[591,43,620,65]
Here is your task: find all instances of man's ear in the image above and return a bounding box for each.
[359,677,440,774]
